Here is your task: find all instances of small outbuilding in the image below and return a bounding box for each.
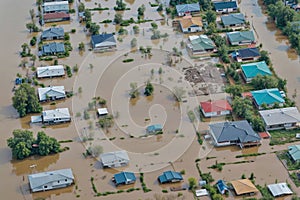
[196,189,209,197]
[158,171,183,184]
[267,183,293,197]
[97,108,108,116]
[112,172,136,186]
[231,179,259,196]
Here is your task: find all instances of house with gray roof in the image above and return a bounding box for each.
[43,1,69,13]
[176,3,200,16]
[209,120,261,148]
[259,107,300,130]
[214,1,238,13]
[187,35,216,55]
[41,27,64,40]
[267,183,293,197]
[40,42,65,56]
[91,33,116,52]
[28,168,74,192]
[288,145,300,162]
[31,108,71,124]
[226,31,256,46]
[100,150,129,168]
[251,88,285,109]
[221,13,245,28]
[37,65,65,78]
[241,61,272,83]
[38,86,66,102]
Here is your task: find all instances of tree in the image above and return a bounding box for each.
[89,145,103,157]
[212,34,226,47]
[144,81,154,96]
[114,13,123,24]
[131,38,137,48]
[36,131,60,156]
[200,0,212,11]
[78,2,85,12]
[157,4,163,11]
[78,42,85,51]
[188,177,197,190]
[225,85,243,97]
[151,22,158,30]
[250,74,280,90]
[137,4,146,16]
[31,55,36,66]
[84,10,92,22]
[89,23,100,35]
[129,82,139,98]
[205,10,216,24]
[258,50,271,65]
[12,83,42,117]
[133,25,140,34]
[114,0,126,10]
[232,97,253,118]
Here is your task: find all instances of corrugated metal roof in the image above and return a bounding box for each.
[267,183,293,197]
[251,88,285,106]
[221,13,245,26]
[176,3,200,14]
[259,107,300,126]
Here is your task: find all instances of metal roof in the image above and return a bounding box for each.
[42,108,70,121]
[288,145,300,162]
[146,124,163,133]
[158,171,183,184]
[43,1,69,13]
[251,88,285,106]
[216,180,229,194]
[38,86,65,101]
[227,31,255,44]
[42,27,64,39]
[231,179,258,195]
[176,3,200,14]
[200,99,232,113]
[37,65,65,78]
[237,47,260,58]
[114,172,136,185]
[221,13,245,26]
[188,35,215,51]
[97,108,108,115]
[267,183,293,197]
[42,42,65,55]
[241,61,272,79]
[259,107,300,126]
[100,150,129,166]
[91,34,116,48]
[214,1,238,10]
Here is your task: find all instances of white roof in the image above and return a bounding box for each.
[259,107,300,126]
[97,108,108,115]
[38,86,65,101]
[267,183,293,197]
[196,189,209,197]
[31,115,43,123]
[37,65,65,78]
[100,150,129,166]
[43,1,69,6]
[42,108,70,121]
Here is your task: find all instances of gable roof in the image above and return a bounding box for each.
[38,86,66,101]
[259,107,300,126]
[267,183,293,197]
[251,88,285,106]
[227,31,255,43]
[158,171,183,183]
[176,3,200,14]
[28,168,74,191]
[91,33,116,48]
[216,180,229,194]
[288,145,300,161]
[209,120,261,143]
[37,65,65,78]
[241,61,272,79]
[200,99,232,113]
[42,42,65,54]
[42,27,64,39]
[179,16,203,28]
[221,13,245,26]
[114,172,136,185]
[42,108,70,121]
[214,1,238,10]
[231,179,258,195]
[43,1,69,12]
[43,12,70,20]
[238,47,260,58]
[100,150,129,165]
[188,35,215,51]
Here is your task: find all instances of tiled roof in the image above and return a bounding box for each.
[200,100,232,113]
[179,16,203,28]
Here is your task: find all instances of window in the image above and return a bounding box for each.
[44,185,48,188]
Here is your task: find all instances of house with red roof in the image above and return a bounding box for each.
[200,100,232,118]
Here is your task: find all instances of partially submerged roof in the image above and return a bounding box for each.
[100,150,129,166]
[179,16,203,28]
[38,86,66,101]
[43,1,69,12]
[28,168,74,191]
[267,183,293,197]
[216,180,229,194]
[241,61,272,79]
[214,1,238,10]
[176,3,200,14]
[43,12,70,20]
[91,33,116,47]
[42,42,65,54]
[288,145,300,161]
[227,31,255,44]
[231,179,259,195]
[221,13,245,26]
[251,88,285,106]
[146,124,163,132]
[114,172,136,185]
[37,65,65,78]
[200,99,232,113]
[188,35,215,51]
[42,108,70,121]
[259,107,300,126]
[209,120,261,143]
[196,189,209,197]
[238,47,260,58]
[158,171,183,184]
[42,27,64,39]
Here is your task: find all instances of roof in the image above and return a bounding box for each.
[241,61,272,79]
[91,33,116,48]
[242,92,252,98]
[97,108,108,115]
[196,189,209,197]
[209,120,261,143]
[259,132,270,139]
[200,100,232,113]
[251,88,285,106]
[259,107,300,126]
[43,12,70,20]
[42,108,70,121]
[176,3,200,14]
[37,65,65,78]
[158,171,183,184]
[38,86,65,101]
[114,172,136,185]
[42,27,64,39]
[179,16,203,28]
[267,183,293,197]
[188,35,215,51]
[216,180,229,194]
[221,13,245,26]
[147,124,163,132]
[227,31,255,44]
[238,47,260,58]
[231,179,259,195]
[43,1,69,12]
[28,168,74,191]
[214,1,238,10]
[288,145,300,161]
[42,42,65,54]
[100,150,129,166]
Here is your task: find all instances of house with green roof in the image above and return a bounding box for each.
[226,31,255,46]
[187,35,216,55]
[241,61,272,83]
[221,13,245,28]
[288,145,300,162]
[251,88,285,110]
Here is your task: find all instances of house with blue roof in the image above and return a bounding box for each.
[216,180,229,194]
[91,33,116,52]
[112,172,136,186]
[251,88,285,109]
[288,145,300,162]
[40,42,65,56]
[226,31,256,46]
[241,61,272,83]
[41,27,64,41]
[176,3,200,16]
[214,1,238,14]
[221,13,245,28]
[146,124,163,134]
[158,171,183,184]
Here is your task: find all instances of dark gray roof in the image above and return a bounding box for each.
[42,27,64,39]
[214,1,238,10]
[238,47,260,58]
[42,42,65,54]
[91,33,116,46]
[209,120,261,143]
[176,3,200,14]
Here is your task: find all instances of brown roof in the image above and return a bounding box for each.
[179,16,203,28]
[44,12,70,20]
[231,179,259,195]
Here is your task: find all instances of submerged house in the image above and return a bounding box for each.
[214,1,238,13]
[158,171,183,184]
[200,99,232,118]
[100,150,129,168]
[226,31,256,46]
[38,86,66,102]
[43,12,70,24]
[241,61,272,83]
[36,65,65,78]
[259,107,300,130]
[43,1,69,13]
[91,33,116,52]
[176,3,200,16]
[28,168,74,192]
[31,108,71,124]
[216,180,229,195]
[179,16,203,33]
[112,172,136,186]
[209,120,261,148]
[221,13,245,28]
[40,42,65,56]
[267,183,293,197]
[251,88,285,109]
[41,27,64,40]
[231,179,259,196]
[187,35,216,55]
[288,145,300,162]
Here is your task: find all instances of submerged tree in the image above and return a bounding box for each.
[129,82,139,98]
[144,81,154,96]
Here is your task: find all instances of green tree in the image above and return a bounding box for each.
[78,2,85,12]
[78,42,85,51]
[205,10,216,24]
[212,34,226,47]
[36,131,60,156]
[114,13,123,24]
[84,10,92,22]
[7,130,34,159]
[144,81,154,96]
[250,74,281,90]
[225,85,243,97]
[137,4,146,16]
[188,177,197,190]
[89,23,100,35]
[114,0,126,10]
[29,9,35,23]
[133,25,140,34]
[129,82,139,98]
[199,0,212,11]
[151,22,158,30]
[258,50,271,65]
[157,4,163,11]
[232,97,253,118]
